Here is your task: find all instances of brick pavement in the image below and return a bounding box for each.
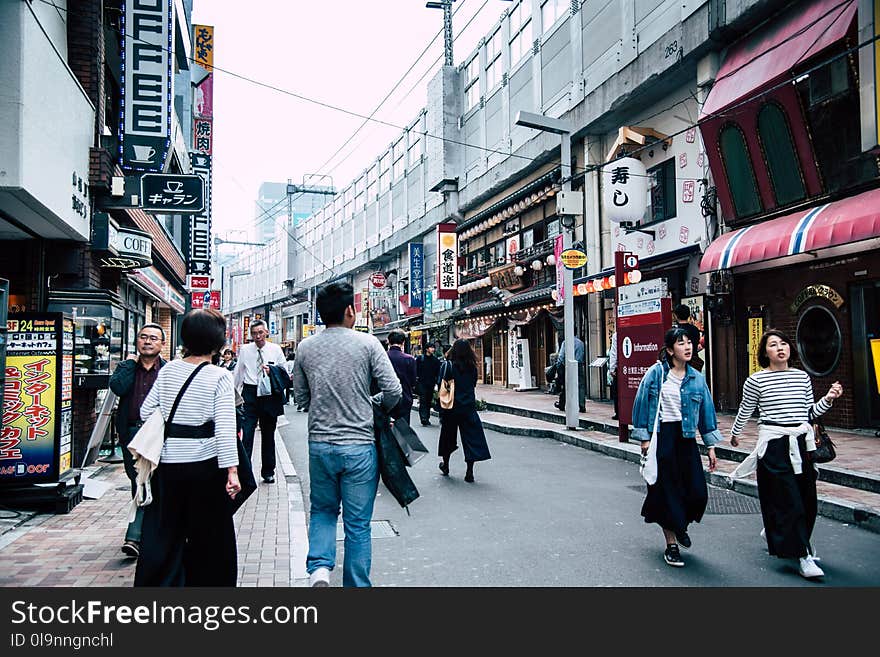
[0,427,301,588]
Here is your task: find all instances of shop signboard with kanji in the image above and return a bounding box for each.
[191,291,220,310]
[2,313,74,484]
[437,223,459,300]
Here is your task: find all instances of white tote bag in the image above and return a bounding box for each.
[639,397,662,485]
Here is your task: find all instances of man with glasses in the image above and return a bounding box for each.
[109,323,166,559]
[233,319,286,483]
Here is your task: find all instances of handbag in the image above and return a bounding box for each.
[390,417,429,467]
[439,361,455,410]
[228,438,257,515]
[810,419,837,464]
[639,394,662,485]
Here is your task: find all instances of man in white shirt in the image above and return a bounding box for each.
[233,320,286,483]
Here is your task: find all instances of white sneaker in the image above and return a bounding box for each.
[798,555,824,579]
[760,527,766,539]
[309,567,330,587]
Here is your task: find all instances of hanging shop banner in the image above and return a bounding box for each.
[193,118,213,155]
[191,290,221,310]
[140,174,205,213]
[121,0,172,172]
[747,308,764,376]
[193,24,214,68]
[188,152,213,276]
[554,235,564,307]
[602,157,648,224]
[2,313,74,484]
[437,223,459,300]
[409,243,424,308]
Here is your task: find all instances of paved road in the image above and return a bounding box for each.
[278,407,880,587]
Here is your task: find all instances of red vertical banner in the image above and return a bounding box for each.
[554,235,564,307]
[436,223,459,300]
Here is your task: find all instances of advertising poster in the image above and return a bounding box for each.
[2,314,73,484]
[747,308,764,376]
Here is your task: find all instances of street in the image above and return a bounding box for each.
[279,407,880,587]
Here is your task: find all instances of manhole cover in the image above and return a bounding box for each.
[627,484,761,514]
[336,520,397,541]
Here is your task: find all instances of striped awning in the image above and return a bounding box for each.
[700,188,880,273]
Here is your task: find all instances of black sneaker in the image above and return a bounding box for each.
[676,531,692,549]
[664,544,684,567]
[121,540,140,558]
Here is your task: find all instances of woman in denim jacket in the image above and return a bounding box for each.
[632,327,722,568]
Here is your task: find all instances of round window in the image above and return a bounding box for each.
[796,305,842,377]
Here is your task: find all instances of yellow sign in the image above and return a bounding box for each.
[302,324,316,338]
[747,317,763,375]
[560,249,588,270]
[871,338,880,395]
[193,25,214,69]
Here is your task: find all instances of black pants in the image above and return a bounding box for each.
[240,384,278,479]
[134,458,237,587]
[418,386,434,424]
[557,364,587,411]
[610,373,619,417]
[119,423,140,498]
[438,406,491,462]
[757,433,817,559]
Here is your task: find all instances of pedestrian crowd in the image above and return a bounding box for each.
[113,281,842,586]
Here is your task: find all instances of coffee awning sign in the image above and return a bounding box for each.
[121,0,173,171]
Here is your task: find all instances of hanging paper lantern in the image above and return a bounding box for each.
[546,254,556,266]
[532,260,543,271]
[513,265,524,277]
[577,283,588,295]
[602,157,649,224]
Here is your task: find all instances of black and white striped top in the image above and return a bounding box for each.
[730,368,831,436]
[140,360,238,468]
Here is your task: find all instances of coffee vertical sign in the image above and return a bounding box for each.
[189,24,215,277]
[120,0,173,172]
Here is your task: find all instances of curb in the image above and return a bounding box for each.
[476,415,880,535]
[483,401,880,496]
[274,430,309,586]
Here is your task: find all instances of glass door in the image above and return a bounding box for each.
[851,281,880,428]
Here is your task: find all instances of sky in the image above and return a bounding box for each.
[191,0,508,244]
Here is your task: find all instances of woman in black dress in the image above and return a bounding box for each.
[438,339,491,482]
[730,329,843,579]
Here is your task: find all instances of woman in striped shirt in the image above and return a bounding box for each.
[134,309,241,587]
[730,329,843,580]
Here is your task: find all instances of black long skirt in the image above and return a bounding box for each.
[134,458,238,587]
[641,422,708,534]
[438,405,491,462]
[757,433,817,559]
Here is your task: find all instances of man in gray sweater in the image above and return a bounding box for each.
[292,282,401,587]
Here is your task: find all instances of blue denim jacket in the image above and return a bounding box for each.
[631,361,723,446]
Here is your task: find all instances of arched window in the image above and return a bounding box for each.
[719,123,762,217]
[758,103,806,206]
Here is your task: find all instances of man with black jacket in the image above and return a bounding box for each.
[415,343,441,426]
[108,323,166,559]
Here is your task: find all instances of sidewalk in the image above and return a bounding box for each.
[461,384,880,532]
[0,426,305,587]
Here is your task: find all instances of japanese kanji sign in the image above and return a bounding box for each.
[193,24,214,69]
[436,223,459,300]
[191,290,220,310]
[2,314,74,484]
[140,174,205,213]
[602,156,648,224]
[193,118,213,154]
[188,152,213,276]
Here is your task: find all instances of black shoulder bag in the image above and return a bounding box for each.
[808,408,837,464]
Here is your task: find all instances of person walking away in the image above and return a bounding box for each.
[133,309,240,586]
[438,339,492,483]
[415,343,442,426]
[233,320,286,483]
[292,282,402,587]
[729,329,843,580]
[284,348,297,405]
[673,304,703,372]
[554,334,587,412]
[221,348,237,372]
[386,329,417,426]
[631,327,721,568]
[608,331,619,420]
[109,323,166,559]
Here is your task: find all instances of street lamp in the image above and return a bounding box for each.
[425,0,456,66]
[514,111,581,430]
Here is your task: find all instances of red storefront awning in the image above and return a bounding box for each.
[700,188,880,273]
[700,0,856,118]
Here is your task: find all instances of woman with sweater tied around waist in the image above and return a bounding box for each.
[631,327,722,568]
[729,329,843,580]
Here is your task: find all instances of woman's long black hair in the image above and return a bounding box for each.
[447,338,478,373]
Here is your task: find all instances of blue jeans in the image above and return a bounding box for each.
[306,442,379,587]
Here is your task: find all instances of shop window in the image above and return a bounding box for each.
[719,123,762,218]
[521,228,534,250]
[757,103,806,206]
[796,305,842,377]
[648,158,676,223]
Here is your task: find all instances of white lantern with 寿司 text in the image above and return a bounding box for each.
[602,157,648,224]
